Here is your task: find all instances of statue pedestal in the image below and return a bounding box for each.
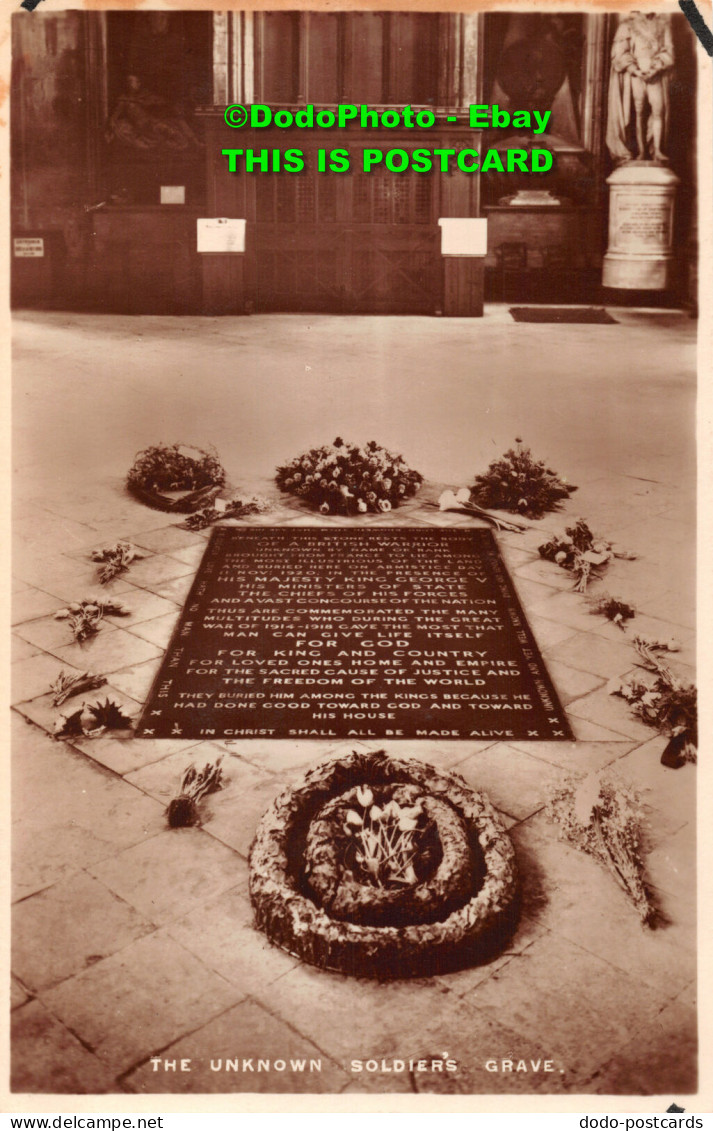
[603,162,679,290]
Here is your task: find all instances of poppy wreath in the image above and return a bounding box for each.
[248,750,519,979]
[126,443,227,513]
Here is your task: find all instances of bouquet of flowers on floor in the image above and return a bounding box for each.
[470,439,577,519]
[434,488,529,533]
[90,541,146,584]
[54,597,131,642]
[275,437,423,515]
[610,637,697,768]
[179,493,273,531]
[538,519,636,592]
[546,772,657,927]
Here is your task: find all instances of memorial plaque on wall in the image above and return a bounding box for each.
[137,527,572,741]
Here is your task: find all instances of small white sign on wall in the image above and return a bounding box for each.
[161,185,185,205]
[197,218,246,254]
[14,237,44,258]
[438,218,488,257]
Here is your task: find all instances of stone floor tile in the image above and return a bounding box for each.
[49,627,164,674]
[456,744,568,821]
[14,612,119,656]
[14,552,130,602]
[132,525,207,554]
[108,658,162,702]
[41,932,243,1075]
[11,977,30,1010]
[638,588,696,631]
[553,876,695,1002]
[253,962,455,1064]
[615,738,696,842]
[121,553,196,590]
[545,661,605,705]
[11,1000,117,1094]
[509,738,637,774]
[545,631,641,680]
[587,997,697,1095]
[511,576,563,610]
[646,822,697,902]
[566,715,638,743]
[124,998,348,1093]
[464,932,664,1081]
[370,739,496,773]
[152,574,196,604]
[12,586,70,626]
[586,613,695,662]
[126,742,271,806]
[12,634,42,662]
[11,653,81,706]
[565,684,657,741]
[89,828,244,925]
[161,541,209,568]
[201,772,298,859]
[514,558,577,591]
[407,997,572,1094]
[107,586,180,626]
[12,716,166,901]
[15,508,102,550]
[12,871,155,992]
[496,543,537,570]
[165,885,300,992]
[603,556,689,613]
[81,734,202,778]
[527,614,579,651]
[530,589,614,634]
[498,523,561,554]
[126,611,180,649]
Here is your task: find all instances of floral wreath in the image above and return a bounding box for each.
[249,750,519,978]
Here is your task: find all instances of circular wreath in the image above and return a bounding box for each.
[127,443,227,513]
[275,437,423,516]
[248,750,519,979]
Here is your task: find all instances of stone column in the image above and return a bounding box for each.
[602,162,679,290]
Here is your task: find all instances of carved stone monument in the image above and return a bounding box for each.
[602,12,679,290]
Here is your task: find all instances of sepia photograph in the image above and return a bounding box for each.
[7,0,707,1106]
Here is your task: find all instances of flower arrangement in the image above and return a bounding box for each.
[90,541,146,584]
[545,773,656,926]
[54,597,131,642]
[179,494,273,531]
[127,443,226,513]
[610,637,697,767]
[166,757,225,827]
[275,437,422,515]
[539,519,636,591]
[50,669,107,707]
[589,594,636,629]
[470,439,577,519]
[249,750,519,977]
[53,697,133,740]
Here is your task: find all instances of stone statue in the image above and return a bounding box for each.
[606,12,674,164]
